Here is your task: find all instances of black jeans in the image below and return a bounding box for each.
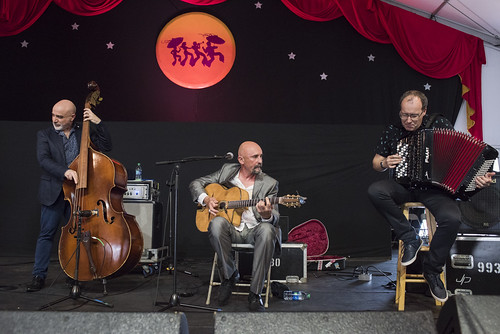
[367,179,461,274]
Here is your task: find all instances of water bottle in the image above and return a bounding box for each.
[283,290,310,301]
[135,163,142,180]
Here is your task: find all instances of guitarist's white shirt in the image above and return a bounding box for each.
[231,173,258,231]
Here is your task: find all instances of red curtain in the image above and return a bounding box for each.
[180,0,226,5]
[0,0,122,36]
[54,0,122,15]
[0,0,486,138]
[281,0,485,139]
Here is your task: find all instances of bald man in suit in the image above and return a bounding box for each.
[27,99,112,292]
[189,141,280,312]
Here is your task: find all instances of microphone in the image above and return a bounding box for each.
[156,152,234,165]
[214,152,234,160]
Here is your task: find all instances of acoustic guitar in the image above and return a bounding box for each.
[196,183,306,232]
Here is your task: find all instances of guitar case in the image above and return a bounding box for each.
[287,219,346,271]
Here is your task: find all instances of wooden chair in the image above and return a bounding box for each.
[206,243,272,308]
[395,202,446,311]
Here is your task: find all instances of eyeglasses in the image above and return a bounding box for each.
[399,111,423,120]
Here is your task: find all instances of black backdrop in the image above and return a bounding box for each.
[0,0,462,260]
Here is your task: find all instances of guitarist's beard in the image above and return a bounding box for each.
[251,164,263,175]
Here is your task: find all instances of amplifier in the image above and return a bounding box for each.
[123,201,163,250]
[124,180,160,201]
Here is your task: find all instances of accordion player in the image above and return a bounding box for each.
[394,128,498,199]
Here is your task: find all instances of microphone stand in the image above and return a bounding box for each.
[154,155,230,312]
[39,210,113,310]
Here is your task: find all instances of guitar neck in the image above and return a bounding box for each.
[226,197,280,210]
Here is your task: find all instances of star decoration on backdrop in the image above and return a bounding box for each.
[255,2,262,9]
[288,52,296,60]
[320,72,328,80]
[106,42,115,49]
[424,83,431,90]
[21,40,29,48]
[71,23,79,30]
[367,54,375,61]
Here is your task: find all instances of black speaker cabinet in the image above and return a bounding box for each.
[123,201,163,249]
[458,174,500,234]
[280,215,289,242]
[437,295,500,334]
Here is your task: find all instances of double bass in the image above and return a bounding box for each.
[58,81,143,281]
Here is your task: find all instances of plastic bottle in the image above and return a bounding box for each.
[135,163,142,180]
[283,290,310,301]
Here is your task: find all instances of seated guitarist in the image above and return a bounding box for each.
[189,141,280,312]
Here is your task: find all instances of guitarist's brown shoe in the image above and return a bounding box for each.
[217,270,239,306]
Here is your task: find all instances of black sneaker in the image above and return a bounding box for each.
[248,292,265,312]
[401,238,423,266]
[217,270,239,306]
[26,276,45,292]
[424,272,448,303]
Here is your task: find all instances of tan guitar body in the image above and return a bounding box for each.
[196,183,249,232]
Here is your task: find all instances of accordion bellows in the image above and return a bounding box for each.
[395,129,498,199]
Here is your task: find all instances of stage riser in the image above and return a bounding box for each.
[0,311,188,334]
[214,311,437,334]
[437,295,500,334]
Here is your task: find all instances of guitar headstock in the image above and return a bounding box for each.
[279,194,307,208]
[85,81,102,110]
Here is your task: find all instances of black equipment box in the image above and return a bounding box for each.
[446,235,500,295]
[238,243,307,283]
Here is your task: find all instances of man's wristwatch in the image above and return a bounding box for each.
[380,160,388,172]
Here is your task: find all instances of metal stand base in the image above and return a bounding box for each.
[39,282,113,310]
[156,293,220,312]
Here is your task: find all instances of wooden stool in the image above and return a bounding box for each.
[395,202,446,311]
[206,244,272,308]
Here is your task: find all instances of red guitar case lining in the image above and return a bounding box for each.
[287,219,345,271]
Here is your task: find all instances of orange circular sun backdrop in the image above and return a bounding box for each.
[156,12,236,89]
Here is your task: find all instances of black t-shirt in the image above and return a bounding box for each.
[375,114,454,157]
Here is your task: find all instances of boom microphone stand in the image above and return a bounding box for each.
[154,155,231,312]
[39,210,113,310]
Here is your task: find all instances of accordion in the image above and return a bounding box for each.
[394,129,498,199]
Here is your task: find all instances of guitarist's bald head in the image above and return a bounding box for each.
[238,141,260,156]
[238,141,263,176]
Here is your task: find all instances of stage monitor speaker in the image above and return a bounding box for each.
[0,311,188,334]
[458,174,500,234]
[214,311,437,334]
[436,295,500,334]
[123,201,163,249]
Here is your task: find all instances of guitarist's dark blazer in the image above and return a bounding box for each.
[189,163,282,253]
[36,122,112,207]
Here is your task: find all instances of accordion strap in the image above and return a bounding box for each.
[424,113,444,128]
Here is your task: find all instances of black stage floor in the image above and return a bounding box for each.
[0,248,443,333]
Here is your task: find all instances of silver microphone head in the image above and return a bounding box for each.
[226,152,234,160]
